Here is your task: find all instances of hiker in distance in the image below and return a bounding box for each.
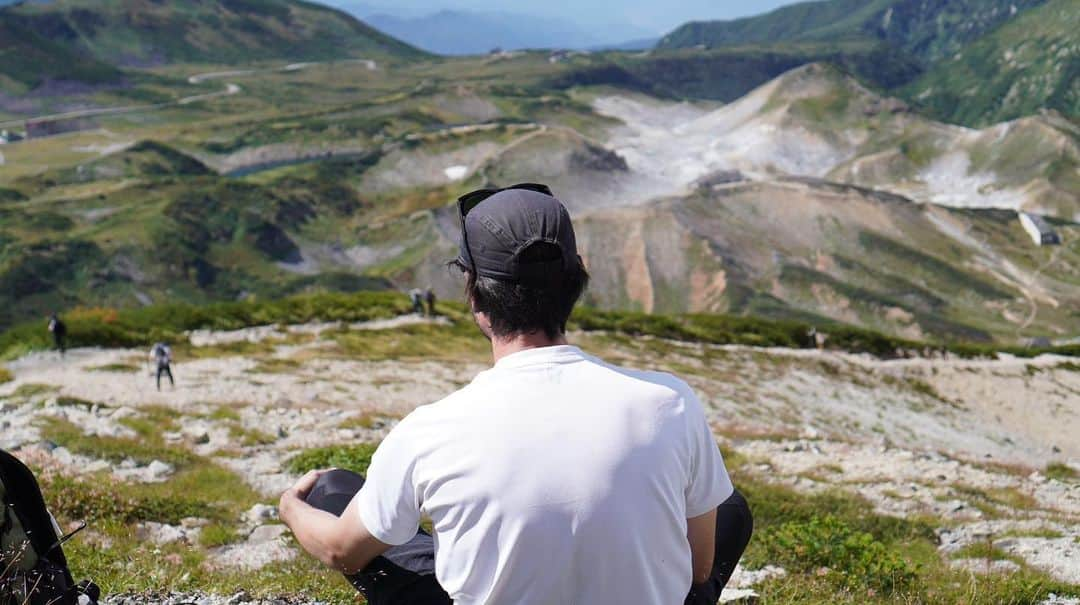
[149,341,174,391]
[47,313,66,357]
[409,287,425,315]
[280,183,753,605]
[424,287,437,317]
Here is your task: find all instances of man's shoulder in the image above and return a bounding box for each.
[392,381,480,427]
[584,354,697,399]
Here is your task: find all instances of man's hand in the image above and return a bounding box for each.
[282,469,328,502]
[278,469,392,575]
[279,469,328,529]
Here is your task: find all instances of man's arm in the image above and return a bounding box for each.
[279,470,391,574]
[687,508,717,585]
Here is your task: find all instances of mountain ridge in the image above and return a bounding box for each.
[654,0,1076,125]
[656,0,1046,65]
[0,0,424,75]
[363,9,649,55]
[902,0,1079,126]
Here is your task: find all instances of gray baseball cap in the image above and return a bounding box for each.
[456,185,579,286]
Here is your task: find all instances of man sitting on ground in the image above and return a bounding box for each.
[280,183,752,605]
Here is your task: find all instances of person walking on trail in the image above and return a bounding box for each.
[424,287,437,317]
[47,313,66,356]
[409,288,424,315]
[150,342,174,391]
[280,183,753,605]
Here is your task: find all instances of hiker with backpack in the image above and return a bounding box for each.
[1,449,99,605]
[280,183,752,605]
[46,314,66,357]
[149,342,174,391]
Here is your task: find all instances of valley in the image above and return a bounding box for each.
[2,51,1075,345]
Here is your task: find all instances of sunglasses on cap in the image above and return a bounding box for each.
[456,183,553,275]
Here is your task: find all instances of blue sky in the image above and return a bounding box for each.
[326,0,800,35]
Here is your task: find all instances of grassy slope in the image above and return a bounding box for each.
[655,0,1046,65]
[0,55,578,331]
[0,138,396,330]
[548,42,921,102]
[2,0,424,71]
[0,16,123,91]
[652,0,1078,126]
[2,289,1077,364]
[903,0,1079,126]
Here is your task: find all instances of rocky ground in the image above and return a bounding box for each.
[2,316,1078,603]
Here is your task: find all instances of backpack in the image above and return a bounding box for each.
[0,450,99,605]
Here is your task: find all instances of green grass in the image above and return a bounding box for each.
[10,382,55,399]
[40,416,195,468]
[208,406,242,422]
[738,473,1079,603]
[285,443,378,475]
[86,362,141,373]
[758,514,917,593]
[53,395,100,409]
[227,424,277,447]
[198,522,242,548]
[0,365,11,384]
[0,290,411,360]
[328,319,489,362]
[1046,463,1078,482]
[3,290,1076,364]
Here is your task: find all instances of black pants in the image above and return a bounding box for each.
[156,363,174,390]
[305,470,753,605]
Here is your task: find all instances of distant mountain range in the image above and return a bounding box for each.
[361,9,655,54]
[365,10,600,54]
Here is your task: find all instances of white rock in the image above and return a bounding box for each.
[137,522,198,545]
[719,588,759,604]
[244,504,279,526]
[247,524,288,544]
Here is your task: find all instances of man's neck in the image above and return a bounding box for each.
[491,332,568,365]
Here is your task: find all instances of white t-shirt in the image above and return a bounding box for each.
[356,345,733,605]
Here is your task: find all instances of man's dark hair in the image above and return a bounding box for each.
[463,242,589,340]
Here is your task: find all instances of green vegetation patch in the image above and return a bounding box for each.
[40,417,195,468]
[760,514,917,593]
[286,443,378,475]
[329,320,489,362]
[227,425,276,447]
[10,382,56,399]
[1046,463,1078,482]
[0,365,11,384]
[738,473,1079,603]
[0,290,410,360]
[87,362,141,373]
